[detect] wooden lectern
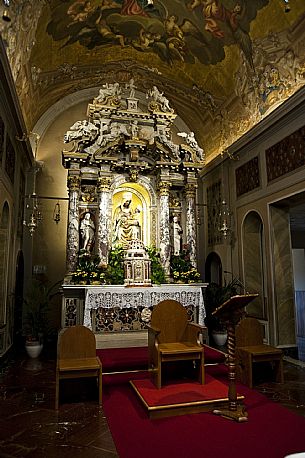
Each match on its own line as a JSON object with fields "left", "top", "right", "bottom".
{"left": 212, "top": 294, "right": 259, "bottom": 422}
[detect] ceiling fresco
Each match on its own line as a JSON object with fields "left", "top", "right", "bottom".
{"left": 46, "top": 0, "right": 267, "bottom": 68}
{"left": 1, "top": 0, "right": 305, "bottom": 162}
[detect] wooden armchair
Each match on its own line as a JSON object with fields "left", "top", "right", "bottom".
{"left": 236, "top": 317, "right": 283, "bottom": 388}
{"left": 55, "top": 325, "right": 102, "bottom": 409}
{"left": 148, "top": 299, "right": 205, "bottom": 389}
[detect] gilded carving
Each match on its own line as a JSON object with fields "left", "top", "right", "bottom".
{"left": 158, "top": 181, "right": 171, "bottom": 196}
{"left": 97, "top": 176, "right": 112, "bottom": 192}
{"left": 67, "top": 175, "right": 80, "bottom": 191}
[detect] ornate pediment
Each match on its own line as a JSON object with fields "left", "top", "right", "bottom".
{"left": 62, "top": 82, "right": 205, "bottom": 174}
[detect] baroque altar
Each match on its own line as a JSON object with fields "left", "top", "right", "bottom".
{"left": 62, "top": 80, "right": 204, "bottom": 274}
{"left": 61, "top": 80, "right": 206, "bottom": 333}
{"left": 61, "top": 283, "right": 207, "bottom": 333}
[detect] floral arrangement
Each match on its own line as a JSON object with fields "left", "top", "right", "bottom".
{"left": 170, "top": 246, "right": 202, "bottom": 284}
{"left": 70, "top": 255, "right": 107, "bottom": 285}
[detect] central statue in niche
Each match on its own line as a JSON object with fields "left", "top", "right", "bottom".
{"left": 112, "top": 192, "right": 142, "bottom": 248}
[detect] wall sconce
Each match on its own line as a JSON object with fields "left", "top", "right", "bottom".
{"left": 53, "top": 202, "right": 61, "bottom": 224}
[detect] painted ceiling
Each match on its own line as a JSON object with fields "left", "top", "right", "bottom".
{"left": 1, "top": 0, "right": 305, "bottom": 162}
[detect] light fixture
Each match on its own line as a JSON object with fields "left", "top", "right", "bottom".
{"left": 17, "top": 132, "right": 42, "bottom": 236}
{"left": 53, "top": 202, "right": 61, "bottom": 224}
{"left": 218, "top": 199, "right": 231, "bottom": 239}
{"left": 146, "top": 0, "right": 154, "bottom": 7}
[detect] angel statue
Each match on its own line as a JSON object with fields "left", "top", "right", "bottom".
{"left": 177, "top": 131, "right": 205, "bottom": 161}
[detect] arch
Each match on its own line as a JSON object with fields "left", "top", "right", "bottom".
{"left": 112, "top": 182, "right": 151, "bottom": 247}
{"left": 242, "top": 210, "right": 266, "bottom": 319}
{"left": 0, "top": 201, "right": 10, "bottom": 324}
{"left": 205, "top": 251, "right": 222, "bottom": 285}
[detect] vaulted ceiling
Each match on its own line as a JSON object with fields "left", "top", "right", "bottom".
{"left": 1, "top": 0, "right": 305, "bottom": 162}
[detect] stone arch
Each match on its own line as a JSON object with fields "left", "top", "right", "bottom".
{"left": 242, "top": 210, "right": 266, "bottom": 319}
{"left": 205, "top": 251, "right": 222, "bottom": 285}
{"left": 0, "top": 201, "right": 10, "bottom": 324}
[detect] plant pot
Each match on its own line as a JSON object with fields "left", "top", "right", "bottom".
{"left": 25, "top": 341, "right": 43, "bottom": 359}
{"left": 212, "top": 330, "right": 228, "bottom": 347}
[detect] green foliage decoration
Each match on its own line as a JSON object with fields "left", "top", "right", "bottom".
{"left": 146, "top": 245, "right": 166, "bottom": 285}
{"left": 204, "top": 278, "right": 244, "bottom": 332}
{"left": 105, "top": 245, "right": 125, "bottom": 285}
{"left": 23, "top": 279, "right": 61, "bottom": 341}
{"left": 170, "top": 247, "right": 201, "bottom": 283}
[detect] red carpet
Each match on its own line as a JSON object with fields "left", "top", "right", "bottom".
{"left": 103, "top": 368, "right": 305, "bottom": 458}
{"left": 97, "top": 345, "right": 226, "bottom": 373}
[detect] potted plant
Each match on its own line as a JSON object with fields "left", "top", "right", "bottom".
{"left": 204, "top": 278, "right": 244, "bottom": 347}
{"left": 23, "top": 279, "right": 60, "bottom": 358}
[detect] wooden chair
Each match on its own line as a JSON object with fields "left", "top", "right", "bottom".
{"left": 55, "top": 325, "right": 102, "bottom": 410}
{"left": 148, "top": 299, "right": 205, "bottom": 389}
{"left": 236, "top": 317, "right": 284, "bottom": 388}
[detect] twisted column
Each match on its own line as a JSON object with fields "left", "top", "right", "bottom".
{"left": 97, "top": 176, "right": 112, "bottom": 266}
{"left": 158, "top": 181, "right": 171, "bottom": 278}
{"left": 185, "top": 183, "right": 197, "bottom": 268}
{"left": 66, "top": 174, "right": 81, "bottom": 272}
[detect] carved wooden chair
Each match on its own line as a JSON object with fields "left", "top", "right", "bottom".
{"left": 55, "top": 325, "right": 102, "bottom": 409}
{"left": 148, "top": 299, "right": 205, "bottom": 389}
{"left": 236, "top": 317, "right": 284, "bottom": 388}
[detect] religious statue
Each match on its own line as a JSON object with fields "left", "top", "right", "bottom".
{"left": 64, "top": 120, "right": 98, "bottom": 144}
{"left": 126, "top": 78, "right": 136, "bottom": 98}
{"left": 171, "top": 216, "right": 183, "bottom": 256}
{"left": 177, "top": 131, "right": 205, "bottom": 161}
{"left": 80, "top": 212, "right": 95, "bottom": 252}
{"left": 113, "top": 192, "right": 141, "bottom": 247}
{"left": 94, "top": 82, "right": 121, "bottom": 104}
{"left": 146, "top": 86, "right": 174, "bottom": 112}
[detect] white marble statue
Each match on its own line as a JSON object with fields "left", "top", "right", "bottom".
{"left": 177, "top": 131, "right": 204, "bottom": 161}
{"left": 80, "top": 212, "right": 95, "bottom": 252}
{"left": 95, "top": 82, "right": 121, "bottom": 104}
{"left": 171, "top": 216, "right": 183, "bottom": 256}
{"left": 126, "top": 78, "right": 136, "bottom": 98}
{"left": 64, "top": 120, "right": 98, "bottom": 143}
{"left": 146, "top": 86, "right": 174, "bottom": 112}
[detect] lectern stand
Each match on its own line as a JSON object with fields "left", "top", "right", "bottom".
{"left": 212, "top": 294, "right": 259, "bottom": 422}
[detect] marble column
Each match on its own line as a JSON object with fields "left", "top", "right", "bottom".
{"left": 97, "top": 176, "right": 112, "bottom": 266}
{"left": 66, "top": 174, "right": 81, "bottom": 272}
{"left": 158, "top": 181, "right": 171, "bottom": 278}
{"left": 185, "top": 183, "right": 197, "bottom": 268}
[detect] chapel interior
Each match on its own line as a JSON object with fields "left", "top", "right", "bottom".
{"left": 1, "top": 0, "right": 305, "bottom": 456}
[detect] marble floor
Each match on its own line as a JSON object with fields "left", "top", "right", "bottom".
{"left": 0, "top": 351, "right": 305, "bottom": 457}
